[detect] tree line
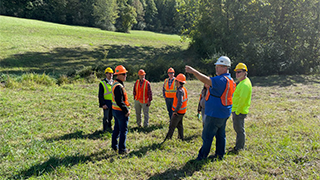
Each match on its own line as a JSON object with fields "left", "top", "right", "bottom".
{"left": 1, "top": 0, "right": 319, "bottom": 76}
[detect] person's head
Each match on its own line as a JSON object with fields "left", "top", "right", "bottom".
{"left": 214, "top": 56, "right": 231, "bottom": 75}
{"left": 104, "top": 67, "right": 114, "bottom": 80}
{"left": 114, "top": 65, "right": 128, "bottom": 81}
{"left": 138, "top": 69, "right": 146, "bottom": 80}
{"left": 234, "top": 63, "right": 248, "bottom": 81}
{"left": 175, "top": 73, "right": 186, "bottom": 87}
{"left": 167, "top": 67, "right": 175, "bottom": 79}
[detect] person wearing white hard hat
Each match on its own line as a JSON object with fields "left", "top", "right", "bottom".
{"left": 185, "top": 56, "right": 236, "bottom": 161}
{"left": 229, "top": 63, "right": 252, "bottom": 154}
{"left": 98, "top": 67, "right": 114, "bottom": 132}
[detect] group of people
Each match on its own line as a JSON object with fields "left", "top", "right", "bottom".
{"left": 98, "top": 56, "right": 252, "bottom": 160}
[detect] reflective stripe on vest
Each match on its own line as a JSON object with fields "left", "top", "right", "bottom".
{"left": 172, "top": 86, "right": 188, "bottom": 114}
{"left": 210, "top": 76, "right": 236, "bottom": 106}
{"left": 134, "top": 79, "right": 149, "bottom": 104}
{"left": 112, "top": 81, "right": 130, "bottom": 111}
{"left": 164, "top": 78, "right": 176, "bottom": 98}
{"left": 101, "top": 80, "right": 112, "bottom": 100}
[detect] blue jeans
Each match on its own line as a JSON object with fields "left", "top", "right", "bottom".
{"left": 165, "top": 98, "right": 174, "bottom": 119}
{"left": 197, "top": 115, "right": 229, "bottom": 160}
{"left": 112, "top": 110, "right": 129, "bottom": 152}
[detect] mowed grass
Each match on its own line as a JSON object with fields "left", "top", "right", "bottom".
{"left": 0, "top": 15, "right": 189, "bottom": 76}
{"left": 1, "top": 75, "right": 320, "bottom": 179}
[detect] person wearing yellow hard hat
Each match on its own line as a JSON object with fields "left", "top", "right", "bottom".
{"left": 163, "top": 73, "right": 188, "bottom": 142}
{"left": 229, "top": 63, "right": 252, "bottom": 154}
{"left": 163, "top": 67, "right": 176, "bottom": 119}
{"left": 98, "top": 67, "right": 114, "bottom": 132}
{"left": 185, "top": 56, "right": 236, "bottom": 161}
{"left": 111, "top": 65, "right": 131, "bottom": 154}
{"left": 133, "top": 69, "right": 153, "bottom": 127}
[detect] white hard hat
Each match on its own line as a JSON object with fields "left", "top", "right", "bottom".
{"left": 214, "top": 56, "right": 231, "bottom": 67}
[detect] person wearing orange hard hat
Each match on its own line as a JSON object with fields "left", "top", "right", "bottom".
{"left": 229, "top": 63, "right": 252, "bottom": 154}
{"left": 133, "top": 69, "right": 153, "bottom": 127}
{"left": 163, "top": 67, "right": 176, "bottom": 119}
{"left": 111, "top": 65, "right": 131, "bottom": 154}
{"left": 98, "top": 67, "right": 114, "bottom": 132}
{"left": 163, "top": 73, "right": 188, "bottom": 142}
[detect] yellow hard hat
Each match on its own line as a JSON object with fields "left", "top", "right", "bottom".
{"left": 234, "top": 63, "right": 248, "bottom": 71}
{"left": 105, "top": 67, "right": 114, "bottom": 74}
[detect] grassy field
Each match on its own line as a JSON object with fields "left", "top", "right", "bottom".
{"left": 1, "top": 15, "right": 320, "bottom": 179}
{"left": 1, "top": 75, "right": 320, "bottom": 179}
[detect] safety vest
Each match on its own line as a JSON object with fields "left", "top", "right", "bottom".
{"left": 134, "top": 79, "right": 149, "bottom": 104}
{"left": 100, "top": 79, "right": 113, "bottom": 100}
{"left": 172, "top": 86, "right": 188, "bottom": 114}
{"left": 112, "top": 80, "right": 130, "bottom": 111}
{"left": 164, "top": 78, "right": 176, "bottom": 98}
{"left": 199, "top": 89, "right": 210, "bottom": 101}
{"left": 211, "top": 76, "right": 236, "bottom": 106}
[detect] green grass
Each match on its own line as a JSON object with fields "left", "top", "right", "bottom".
{"left": 1, "top": 75, "right": 320, "bottom": 179}
{"left": 1, "top": 15, "right": 320, "bottom": 179}
{"left": 0, "top": 15, "right": 189, "bottom": 78}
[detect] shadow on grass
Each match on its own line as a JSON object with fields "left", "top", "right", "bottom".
{"left": 129, "top": 124, "right": 165, "bottom": 133}
{"left": 250, "top": 74, "right": 320, "bottom": 87}
{"left": 10, "top": 149, "right": 117, "bottom": 179}
{"left": 148, "top": 159, "right": 211, "bottom": 180}
{"left": 0, "top": 44, "right": 188, "bottom": 80}
{"left": 45, "top": 129, "right": 111, "bottom": 142}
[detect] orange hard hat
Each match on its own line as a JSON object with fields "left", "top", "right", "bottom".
{"left": 168, "top": 67, "right": 175, "bottom": 73}
{"left": 114, "top": 65, "right": 128, "bottom": 75}
{"left": 138, "top": 69, "right": 146, "bottom": 75}
{"left": 176, "top": 73, "right": 186, "bottom": 84}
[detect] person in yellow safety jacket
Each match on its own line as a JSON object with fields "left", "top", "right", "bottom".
{"left": 111, "top": 65, "right": 131, "bottom": 154}
{"left": 163, "top": 67, "right": 176, "bottom": 119}
{"left": 98, "top": 67, "right": 114, "bottom": 132}
{"left": 197, "top": 83, "right": 210, "bottom": 127}
{"left": 163, "top": 73, "right": 188, "bottom": 141}
{"left": 133, "top": 69, "right": 153, "bottom": 127}
{"left": 229, "top": 63, "right": 252, "bottom": 154}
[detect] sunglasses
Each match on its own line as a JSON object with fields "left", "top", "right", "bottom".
{"left": 168, "top": 72, "right": 174, "bottom": 74}
{"left": 236, "top": 71, "right": 244, "bottom": 74}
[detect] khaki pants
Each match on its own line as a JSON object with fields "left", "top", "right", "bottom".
{"left": 134, "top": 100, "right": 149, "bottom": 127}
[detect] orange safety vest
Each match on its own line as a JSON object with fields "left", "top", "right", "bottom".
{"left": 112, "top": 80, "right": 130, "bottom": 111}
{"left": 199, "top": 89, "right": 210, "bottom": 101}
{"left": 164, "top": 78, "right": 176, "bottom": 98}
{"left": 172, "top": 86, "right": 188, "bottom": 114}
{"left": 211, "top": 76, "right": 236, "bottom": 106}
{"left": 134, "top": 79, "right": 149, "bottom": 104}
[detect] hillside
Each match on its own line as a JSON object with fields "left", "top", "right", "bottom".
{"left": 0, "top": 15, "right": 189, "bottom": 79}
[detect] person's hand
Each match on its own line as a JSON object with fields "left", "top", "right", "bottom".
{"left": 125, "top": 112, "right": 130, "bottom": 117}
{"left": 173, "top": 112, "right": 178, "bottom": 116}
{"left": 185, "top": 65, "right": 195, "bottom": 74}
{"left": 102, "top": 105, "right": 108, "bottom": 109}
{"left": 147, "top": 101, "right": 151, "bottom": 107}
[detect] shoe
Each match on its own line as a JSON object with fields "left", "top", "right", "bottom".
{"left": 111, "top": 147, "right": 117, "bottom": 152}
{"left": 208, "top": 154, "right": 223, "bottom": 161}
{"left": 118, "top": 149, "right": 129, "bottom": 154}
{"left": 227, "top": 147, "right": 239, "bottom": 155}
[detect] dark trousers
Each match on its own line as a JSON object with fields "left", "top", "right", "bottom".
{"left": 103, "top": 100, "right": 113, "bottom": 131}
{"left": 165, "top": 113, "right": 184, "bottom": 140}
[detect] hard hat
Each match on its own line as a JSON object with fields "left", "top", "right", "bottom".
{"left": 138, "top": 69, "right": 146, "bottom": 75}
{"left": 168, "top": 67, "right": 175, "bottom": 73}
{"left": 104, "top": 67, "right": 114, "bottom": 74}
{"left": 176, "top": 73, "right": 186, "bottom": 84}
{"left": 114, "top": 65, "right": 128, "bottom": 75}
{"left": 234, "top": 63, "right": 248, "bottom": 71}
{"left": 214, "top": 56, "right": 231, "bottom": 67}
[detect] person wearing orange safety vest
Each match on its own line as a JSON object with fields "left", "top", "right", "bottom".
{"left": 163, "top": 73, "right": 188, "bottom": 141}
{"left": 162, "top": 67, "right": 176, "bottom": 119}
{"left": 185, "top": 56, "right": 236, "bottom": 161}
{"left": 133, "top": 69, "right": 152, "bottom": 127}
{"left": 197, "top": 84, "right": 210, "bottom": 127}
{"left": 229, "top": 63, "right": 252, "bottom": 154}
{"left": 98, "top": 67, "right": 114, "bottom": 132}
{"left": 111, "top": 65, "right": 131, "bottom": 154}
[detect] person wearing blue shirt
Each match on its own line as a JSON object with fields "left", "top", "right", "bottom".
{"left": 185, "top": 56, "right": 236, "bottom": 161}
